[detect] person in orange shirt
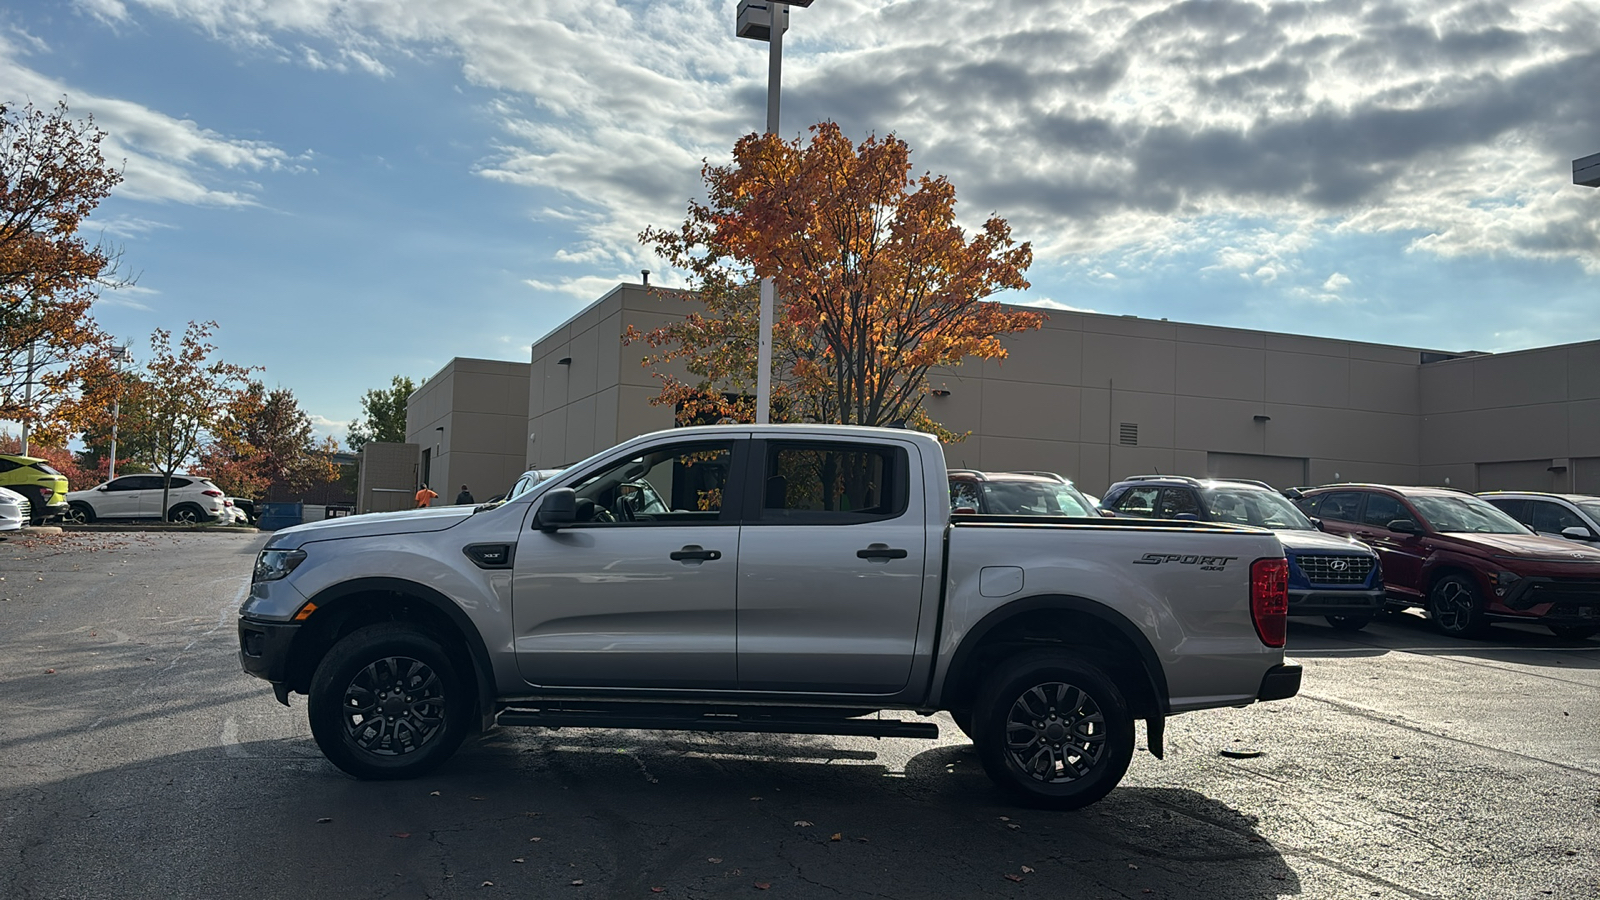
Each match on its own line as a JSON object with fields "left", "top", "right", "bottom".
{"left": 415, "top": 483, "right": 439, "bottom": 508}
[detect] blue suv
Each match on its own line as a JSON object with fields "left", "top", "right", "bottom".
{"left": 1101, "top": 476, "right": 1385, "bottom": 631}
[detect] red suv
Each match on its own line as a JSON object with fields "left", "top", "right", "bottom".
{"left": 1295, "top": 484, "right": 1600, "bottom": 640}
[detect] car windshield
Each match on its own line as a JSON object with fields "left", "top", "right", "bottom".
{"left": 980, "top": 480, "right": 1095, "bottom": 516}
{"left": 1577, "top": 500, "right": 1600, "bottom": 522}
{"left": 1201, "top": 486, "right": 1315, "bottom": 530}
{"left": 1409, "top": 495, "right": 1529, "bottom": 534}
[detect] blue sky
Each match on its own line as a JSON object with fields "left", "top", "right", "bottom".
{"left": 3, "top": 0, "right": 1597, "bottom": 443}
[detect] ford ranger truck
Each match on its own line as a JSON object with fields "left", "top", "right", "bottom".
{"left": 240, "top": 425, "right": 1300, "bottom": 810}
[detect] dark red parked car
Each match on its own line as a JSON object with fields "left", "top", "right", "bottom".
{"left": 1295, "top": 484, "right": 1600, "bottom": 640}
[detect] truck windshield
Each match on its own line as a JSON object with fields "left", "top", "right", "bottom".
{"left": 1202, "top": 487, "right": 1315, "bottom": 530}
{"left": 1409, "top": 495, "right": 1529, "bottom": 534}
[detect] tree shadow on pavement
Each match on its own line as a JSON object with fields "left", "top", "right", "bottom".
{"left": 2, "top": 733, "right": 1302, "bottom": 900}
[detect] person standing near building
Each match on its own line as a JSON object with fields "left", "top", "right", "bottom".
{"left": 455, "top": 484, "right": 475, "bottom": 505}
{"left": 415, "top": 483, "right": 438, "bottom": 508}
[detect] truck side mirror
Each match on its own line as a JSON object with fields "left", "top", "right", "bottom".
{"left": 1561, "top": 525, "right": 1596, "bottom": 542}
{"left": 537, "top": 488, "right": 577, "bottom": 533}
{"left": 1387, "top": 519, "right": 1419, "bottom": 534}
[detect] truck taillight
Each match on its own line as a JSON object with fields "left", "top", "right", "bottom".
{"left": 1250, "top": 557, "right": 1289, "bottom": 648}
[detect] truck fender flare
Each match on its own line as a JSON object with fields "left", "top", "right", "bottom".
{"left": 943, "top": 593, "right": 1171, "bottom": 718}
{"left": 306, "top": 576, "right": 497, "bottom": 728}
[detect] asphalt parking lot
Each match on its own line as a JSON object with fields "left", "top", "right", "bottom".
{"left": 1, "top": 531, "right": 1595, "bottom": 899}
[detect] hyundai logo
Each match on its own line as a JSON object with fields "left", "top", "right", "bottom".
{"left": 1329, "top": 559, "right": 1349, "bottom": 572}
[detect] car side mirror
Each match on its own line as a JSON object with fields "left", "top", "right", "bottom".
{"left": 1561, "top": 525, "right": 1596, "bottom": 542}
{"left": 97, "top": 485, "right": 109, "bottom": 492}
{"left": 1309, "top": 516, "right": 1326, "bottom": 532}
{"left": 1099, "top": 508, "right": 1117, "bottom": 518}
{"left": 1387, "top": 519, "right": 1419, "bottom": 534}
{"left": 536, "top": 488, "right": 576, "bottom": 533}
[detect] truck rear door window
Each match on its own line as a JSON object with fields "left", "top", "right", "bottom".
{"left": 757, "top": 442, "right": 907, "bottom": 524}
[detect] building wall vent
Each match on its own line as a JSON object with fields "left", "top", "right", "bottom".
{"left": 1119, "top": 423, "right": 1139, "bottom": 446}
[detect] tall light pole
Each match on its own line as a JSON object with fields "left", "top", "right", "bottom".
{"left": 736, "top": 0, "right": 815, "bottom": 424}
{"left": 107, "top": 345, "right": 132, "bottom": 481}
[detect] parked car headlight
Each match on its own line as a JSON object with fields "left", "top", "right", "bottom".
{"left": 1491, "top": 570, "right": 1520, "bottom": 597}
{"left": 253, "top": 549, "right": 307, "bottom": 583}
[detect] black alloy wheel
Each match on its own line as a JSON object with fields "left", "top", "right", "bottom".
{"left": 308, "top": 623, "right": 473, "bottom": 779}
{"left": 1429, "top": 573, "right": 1489, "bottom": 638}
{"left": 64, "top": 503, "right": 93, "bottom": 525}
{"left": 972, "top": 651, "right": 1134, "bottom": 810}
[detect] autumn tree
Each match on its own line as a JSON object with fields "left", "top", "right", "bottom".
{"left": 0, "top": 100, "right": 125, "bottom": 445}
{"left": 139, "top": 321, "right": 258, "bottom": 518}
{"left": 200, "top": 381, "right": 339, "bottom": 499}
{"left": 634, "top": 122, "right": 1043, "bottom": 436}
{"left": 347, "top": 375, "right": 416, "bottom": 452}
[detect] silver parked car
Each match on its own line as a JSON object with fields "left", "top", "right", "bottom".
{"left": 1478, "top": 492, "right": 1600, "bottom": 543}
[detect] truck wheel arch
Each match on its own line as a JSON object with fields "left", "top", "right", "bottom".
{"left": 940, "top": 594, "right": 1170, "bottom": 724}
{"left": 289, "top": 577, "right": 497, "bottom": 729}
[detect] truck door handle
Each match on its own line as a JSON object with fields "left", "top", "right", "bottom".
{"left": 857, "top": 544, "right": 908, "bottom": 561}
{"left": 670, "top": 545, "right": 721, "bottom": 562}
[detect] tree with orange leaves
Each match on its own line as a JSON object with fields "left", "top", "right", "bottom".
{"left": 634, "top": 122, "right": 1043, "bottom": 436}
{"left": 0, "top": 100, "right": 125, "bottom": 445}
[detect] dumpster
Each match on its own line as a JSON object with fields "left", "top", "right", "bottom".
{"left": 257, "top": 502, "right": 304, "bottom": 531}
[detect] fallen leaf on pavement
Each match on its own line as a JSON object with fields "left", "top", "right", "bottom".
{"left": 750, "top": 796, "right": 763, "bottom": 801}
{"left": 45, "top": 669, "right": 55, "bottom": 674}
{"left": 1004, "top": 874, "right": 1023, "bottom": 883}
{"left": 708, "top": 858, "right": 723, "bottom": 864}
{"left": 471, "top": 796, "right": 486, "bottom": 801}
{"left": 1021, "top": 866, "right": 1034, "bottom": 874}
{"left": 793, "top": 821, "right": 812, "bottom": 827}
{"left": 570, "top": 880, "right": 584, "bottom": 886}
{"left": 430, "top": 791, "right": 441, "bottom": 796}
{"left": 755, "top": 882, "right": 771, "bottom": 890}
{"left": 316, "top": 817, "right": 332, "bottom": 824}
{"left": 513, "top": 858, "right": 524, "bottom": 864}
{"left": 829, "top": 834, "right": 842, "bottom": 842}
{"left": 481, "top": 882, "right": 493, "bottom": 887}
{"left": 651, "top": 888, "right": 664, "bottom": 894}
{"left": 530, "top": 837, "right": 543, "bottom": 842}
{"left": 1005, "top": 823, "right": 1020, "bottom": 830}
{"left": 392, "top": 832, "right": 411, "bottom": 839}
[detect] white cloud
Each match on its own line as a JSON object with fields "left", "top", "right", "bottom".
{"left": 80, "top": 0, "right": 1600, "bottom": 278}
{"left": 0, "top": 32, "right": 296, "bottom": 207}
{"left": 1322, "top": 272, "right": 1351, "bottom": 292}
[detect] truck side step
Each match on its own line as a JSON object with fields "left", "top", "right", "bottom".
{"left": 496, "top": 708, "right": 940, "bottom": 739}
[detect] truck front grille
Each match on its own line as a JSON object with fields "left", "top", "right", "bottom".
{"left": 1296, "top": 554, "right": 1375, "bottom": 586}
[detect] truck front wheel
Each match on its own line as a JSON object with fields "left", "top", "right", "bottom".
{"left": 971, "top": 651, "right": 1134, "bottom": 810}
{"left": 308, "top": 624, "right": 473, "bottom": 780}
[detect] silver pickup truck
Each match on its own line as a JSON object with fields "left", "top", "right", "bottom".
{"left": 239, "top": 425, "right": 1300, "bottom": 809}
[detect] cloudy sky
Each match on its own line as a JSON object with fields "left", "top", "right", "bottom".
{"left": 4, "top": 0, "right": 1597, "bottom": 441}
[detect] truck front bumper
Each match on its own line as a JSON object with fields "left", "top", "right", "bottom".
{"left": 1288, "top": 587, "right": 1384, "bottom": 617}
{"left": 238, "top": 617, "right": 299, "bottom": 687}
{"left": 1257, "top": 662, "right": 1302, "bottom": 702}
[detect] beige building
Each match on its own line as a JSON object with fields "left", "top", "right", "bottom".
{"left": 405, "top": 357, "right": 531, "bottom": 503}
{"left": 413, "top": 282, "right": 1600, "bottom": 498}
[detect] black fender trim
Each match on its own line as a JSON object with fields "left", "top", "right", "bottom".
{"left": 304, "top": 577, "right": 498, "bottom": 729}
{"left": 942, "top": 593, "right": 1172, "bottom": 717}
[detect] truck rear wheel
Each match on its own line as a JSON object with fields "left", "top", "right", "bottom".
{"left": 971, "top": 651, "right": 1134, "bottom": 810}
{"left": 308, "top": 623, "right": 473, "bottom": 780}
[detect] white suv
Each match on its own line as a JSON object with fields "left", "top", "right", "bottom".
{"left": 65, "top": 474, "right": 229, "bottom": 524}
{"left": 1479, "top": 492, "right": 1600, "bottom": 544}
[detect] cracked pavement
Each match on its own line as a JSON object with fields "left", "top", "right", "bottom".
{"left": 1, "top": 531, "right": 1596, "bottom": 899}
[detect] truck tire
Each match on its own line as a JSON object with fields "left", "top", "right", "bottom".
{"left": 308, "top": 623, "right": 473, "bottom": 780}
{"left": 971, "top": 650, "right": 1134, "bottom": 810}
{"left": 1428, "top": 574, "right": 1489, "bottom": 638}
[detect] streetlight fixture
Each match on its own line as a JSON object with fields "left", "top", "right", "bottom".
{"left": 736, "top": 0, "right": 816, "bottom": 425}
{"left": 1576, "top": 152, "right": 1600, "bottom": 188}
{"left": 106, "top": 345, "right": 133, "bottom": 481}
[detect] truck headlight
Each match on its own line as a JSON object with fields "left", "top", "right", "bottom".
{"left": 253, "top": 549, "right": 307, "bottom": 583}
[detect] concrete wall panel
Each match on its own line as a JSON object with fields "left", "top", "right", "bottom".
{"left": 1570, "top": 344, "right": 1600, "bottom": 401}
{"left": 1108, "top": 391, "right": 1175, "bottom": 449}
{"left": 980, "top": 380, "right": 1080, "bottom": 442}
{"left": 1472, "top": 351, "right": 1568, "bottom": 409}
{"left": 1265, "top": 350, "right": 1349, "bottom": 408}
{"left": 1175, "top": 342, "right": 1263, "bottom": 401}
{"left": 1082, "top": 334, "right": 1176, "bottom": 395}
{"left": 987, "top": 328, "right": 1083, "bottom": 384}
{"left": 1348, "top": 360, "right": 1418, "bottom": 415}
{"left": 1420, "top": 361, "right": 1476, "bottom": 414}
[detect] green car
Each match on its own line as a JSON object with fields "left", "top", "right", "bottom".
{"left": 0, "top": 454, "right": 70, "bottom": 525}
